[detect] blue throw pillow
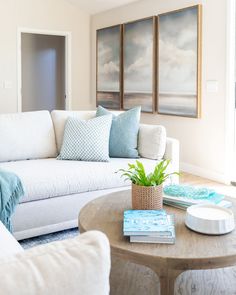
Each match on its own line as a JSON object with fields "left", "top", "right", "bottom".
{"left": 57, "top": 115, "right": 112, "bottom": 162}
{"left": 96, "top": 106, "right": 141, "bottom": 158}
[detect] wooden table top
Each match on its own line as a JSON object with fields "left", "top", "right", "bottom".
{"left": 79, "top": 190, "right": 236, "bottom": 271}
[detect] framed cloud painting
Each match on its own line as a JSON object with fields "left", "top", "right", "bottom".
{"left": 158, "top": 5, "right": 202, "bottom": 117}
{"left": 123, "top": 17, "right": 155, "bottom": 113}
{"left": 96, "top": 25, "right": 122, "bottom": 109}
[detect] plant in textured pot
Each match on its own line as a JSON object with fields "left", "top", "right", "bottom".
{"left": 117, "top": 159, "right": 179, "bottom": 210}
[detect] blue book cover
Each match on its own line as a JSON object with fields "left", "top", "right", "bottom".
{"left": 163, "top": 185, "right": 224, "bottom": 205}
{"left": 130, "top": 215, "right": 175, "bottom": 244}
{"left": 123, "top": 210, "right": 172, "bottom": 236}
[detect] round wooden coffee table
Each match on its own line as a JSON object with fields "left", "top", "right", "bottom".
{"left": 79, "top": 190, "right": 236, "bottom": 295}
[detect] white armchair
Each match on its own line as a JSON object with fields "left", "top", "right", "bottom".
{"left": 0, "top": 225, "right": 110, "bottom": 295}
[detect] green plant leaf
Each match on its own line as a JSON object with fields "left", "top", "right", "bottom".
{"left": 116, "top": 159, "right": 178, "bottom": 186}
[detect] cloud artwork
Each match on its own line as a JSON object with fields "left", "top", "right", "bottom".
{"left": 123, "top": 17, "right": 154, "bottom": 113}
{"left": 97, "top": 25, "right": 121, "bottom": 109}
{"left": 158, "top": 6, "right": 201, "bottom": 117}
{"left": 96, "top": 6, "right": 201, "bottom": 114}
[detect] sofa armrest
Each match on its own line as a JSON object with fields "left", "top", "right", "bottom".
{"left": 0, "top": 231, "right": 110, "bottom": 295}
{"left": 164, "top": 137, "right": 180, "bottom": 183}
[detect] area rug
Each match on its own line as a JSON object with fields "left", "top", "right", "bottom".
{"left": 19, "top": 228, "right": 79, "bottom": 249}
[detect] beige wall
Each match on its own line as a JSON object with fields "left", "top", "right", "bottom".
{"left": 91, "top": 0, "right": 233, "bottom": 183}
{"left": 0, "top": 0, "right": 91, "bottom": 113}
{"left": 0, "top": 0, "right": 233, "bottom": 182}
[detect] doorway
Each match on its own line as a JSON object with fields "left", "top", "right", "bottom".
{"left": 17, "top": 29, "right": 71, "bottom": 112}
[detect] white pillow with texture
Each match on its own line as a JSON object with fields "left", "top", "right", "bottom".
{"left": 0, "top": 231, "right": 110, "bottom": 295}
{"left": 58, "top": 115, "right": 112, "bottom": 162}
{"left": 138, "top": 124, "right": 166, "bottom": 160}
{"left": 0, "top": 111, "right": 57, "bottom": 162}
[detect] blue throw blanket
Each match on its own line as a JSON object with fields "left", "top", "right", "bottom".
{"left": 0, "top": 169, "right": 24, "bottom": 232}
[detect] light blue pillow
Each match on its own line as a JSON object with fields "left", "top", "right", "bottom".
{"left": 58, "top": 115, "right": 112, "bottom": 162}
{"left": 96, "top": 106, "right": 141, "bottom": 158}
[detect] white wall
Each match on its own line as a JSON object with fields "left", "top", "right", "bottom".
{"left": 91, "top": 0, "right": 234, "bottom": 183}
{"left": 0, "top": 0, "right": 91, "bottom": 113}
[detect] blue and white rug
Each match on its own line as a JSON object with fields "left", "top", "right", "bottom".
{"left": 19, "top": 228, "right": 79, "bottom": 249}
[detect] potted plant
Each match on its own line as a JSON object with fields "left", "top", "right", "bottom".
{"left": 117, "top": 159, "right": 179, "bottom": 210}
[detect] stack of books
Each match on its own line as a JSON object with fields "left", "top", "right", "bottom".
{"left": 123, "top": 210, "right": 175, "bottom": 244}
{"left": 163, "top": 185, "right": 232, "bottom": 210}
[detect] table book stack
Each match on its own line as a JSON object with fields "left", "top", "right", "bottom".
{"left": 123, "top": 210, "right": 175, "bottom": 244}
{"left": 163, "top": 185, "right": 232, "bottom": 210}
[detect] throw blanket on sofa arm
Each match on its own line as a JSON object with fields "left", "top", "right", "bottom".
{"left": 0, "top": 169, "right": 24, "bottom": 232}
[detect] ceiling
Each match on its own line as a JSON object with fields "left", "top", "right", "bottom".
{"left": 67, "top": 0, "right": 140, "bottom": 15}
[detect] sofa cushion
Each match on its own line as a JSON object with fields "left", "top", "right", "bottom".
{"left": 0, "top": 231, "right": 110, "bottom": 295}
{"left": 0, "top": 158, "right": 159, "bottom": 203}
{"left": 96, "top": 106, "right": 141, "bottom": 158}
{"left": 58, "top": 115, "right": 112, "bottom": 162}
{"left": 138, "top": 124, "right": 166, "bottom": 160}
{"left": 51, "top": 110, "right": 96, "bottom": 152}
{"left": 0, "top": 111, "right": 57, "bottom": 162}
{"left": 51, "top": 110, "right": 125, "bottom": 153}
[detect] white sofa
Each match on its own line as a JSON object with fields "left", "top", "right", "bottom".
{"left": 0, "top": 222, "right": 110, "bottom": 295}
{"left": 0, "top": 110, "right": 179, "bottom": 240}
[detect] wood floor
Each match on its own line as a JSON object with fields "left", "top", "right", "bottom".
{"left": 110, "top": 173, "right": 236, "bottom": 295}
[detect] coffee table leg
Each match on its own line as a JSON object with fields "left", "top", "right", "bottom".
{"left": 156, "top": 269, "right": 182, "bottom": 295}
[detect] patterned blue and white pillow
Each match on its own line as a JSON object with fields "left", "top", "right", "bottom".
{"left": 57, "top": 115, "right": 112, "bottom": 162}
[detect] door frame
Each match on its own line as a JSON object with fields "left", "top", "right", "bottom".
{"left": 17, "top": 28, "right": 72, "bottom": 112}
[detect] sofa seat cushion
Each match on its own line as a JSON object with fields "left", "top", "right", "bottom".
{"left": 0, "top": 158, "right": 159, "bottom": 203}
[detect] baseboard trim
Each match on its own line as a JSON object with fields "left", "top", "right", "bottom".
{"left": 180, "top": 162, "right": 229, "bottom": 184}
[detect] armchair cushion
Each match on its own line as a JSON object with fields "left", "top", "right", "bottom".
{"left": 0, "top": 231, "right": 110, "bottom": 295}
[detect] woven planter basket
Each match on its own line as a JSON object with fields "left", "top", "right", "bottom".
{"left": 132, "top": 183, "right": 163, "bottom": 210}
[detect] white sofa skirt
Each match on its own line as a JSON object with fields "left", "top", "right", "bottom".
{"left": 13, "top": 187, "right": 129, "bottom": 240}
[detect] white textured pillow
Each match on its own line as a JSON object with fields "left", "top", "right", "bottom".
{"left": 138, "top": 124, "right": 166, "bottom": 160}
{"left": 58, "top": 115, "right": 112, "bottom": 162}
{"left": 0, "top": 231, "right": 110, "bottom": 295}
{"left": 51, "top": 110, "right": 96, "bottom": 152}
{"left": 0, "top": 111, "right": 57, "bottom": 162}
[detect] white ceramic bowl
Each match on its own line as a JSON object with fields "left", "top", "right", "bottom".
{"left": 185, "top": 204, "right": 235, "bottom": 235}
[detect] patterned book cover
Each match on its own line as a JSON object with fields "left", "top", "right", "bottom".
{"left": 163, "top": 185, "right": 225, "bottom": 206}
{"left": 123, "top": 209, "right": 172, "bottom": 236}
{"left": 130, "top": 215, "right": 175, "bottom": 244}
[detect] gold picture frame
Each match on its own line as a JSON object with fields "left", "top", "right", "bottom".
{"left": 96, "top": 24, "right": 122, "bottom": 110}
{"left": 122, "top": 16, "right": 156, "bottom": 113}
{"left": 157, "top": 5, "right": 202, "bottom": 118}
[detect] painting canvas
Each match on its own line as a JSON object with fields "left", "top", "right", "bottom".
{"left": 96, "top": 25, "right": 121, "bottom": 109}
{"left": 123, "top": 17, "right": 155, "bottom": 113}
{"left": 158, "top": 5, "right": 201, "bottom": 117}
